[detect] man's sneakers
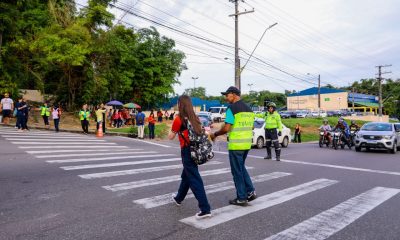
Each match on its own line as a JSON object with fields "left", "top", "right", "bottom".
{"left": 229, "top": 198, "right": 248, "bottom": 206}
{"left": 264, "top": 155, "right": 272, "bottom": 160}
{"left": 276, "top": 156, "right": 280, "bottom": 161}
{"left": 195, "top": 211, "right": 212, "bottom": 219}
{"left": 171, "top": 194, "right": 182, "bottom": 206}
{"left": 247, "top": 191, "right": 257, "bottom": 202}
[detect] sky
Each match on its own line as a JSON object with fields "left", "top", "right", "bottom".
{"left": 77, "top": 0, "right": 400, "bottom": 96}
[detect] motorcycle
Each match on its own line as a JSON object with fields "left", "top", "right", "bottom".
{"left": 319, "top": 130, "right": 330, "bottom": 148}
{"left": 349, "top": 130, "right": 358, "bottom": 147}
{"left": 331, "top": 129, "right": 347, "bottom": 150}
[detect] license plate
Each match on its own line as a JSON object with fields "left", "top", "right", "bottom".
{"left": 367, "top": 140, "right": 377, "bottom": 144}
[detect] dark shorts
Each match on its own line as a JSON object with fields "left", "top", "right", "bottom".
{"left": 2, "top": 109, "right": 11, "bottom": 117}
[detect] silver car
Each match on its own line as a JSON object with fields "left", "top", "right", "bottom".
{"left": 355, "top": 122, "right": 400, "bottom": 153}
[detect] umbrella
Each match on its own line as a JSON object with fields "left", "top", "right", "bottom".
{"left": 123, "top": 102, "right": 141, "bottom": 109}
{"left": 106, "top": 100, "right": 123, "bottom": 106}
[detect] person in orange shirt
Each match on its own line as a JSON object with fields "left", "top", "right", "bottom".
{"left": 148, "top": 110, "right": 156, "bottom": 139}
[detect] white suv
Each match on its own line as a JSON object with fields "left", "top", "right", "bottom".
{"left": 208, "top": 107, "right": 227, "bottom": 122}
{"left": 252, "top": 118, "right": 291, "bottom": 149}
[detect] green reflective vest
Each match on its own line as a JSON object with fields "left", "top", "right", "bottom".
{"left": 228, "top": 112, "right": 255, "bottom": 150}
{"left": 264, "top": 111, "right": 282, "bottom": 131}
{"left": 40, "top": 106, "right": 50, "bottom": 117}
{"left": 79, "top": 110, "right": 90, "bottom": 120}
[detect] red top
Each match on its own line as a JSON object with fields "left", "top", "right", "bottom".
{"left": 148, "top": 115, "right": 156, "bottom": 124}
{"left": 171, "top": 116, "right": 189, "bottom": 148}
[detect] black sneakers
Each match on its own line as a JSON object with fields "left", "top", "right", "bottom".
{"left": 195, "top": 211, "right": 212, "bottom": 219}
{"left": 264, "top": 155, "right": 272, "bottom": 160}
{"left": 229, "top": 198, "right": 248, "bottom": 206}
{"left": 247, "top": 191, "right": 257, "bottom": 202}
{"left": 172, "top": 195, "right": 181, "bottom": 206}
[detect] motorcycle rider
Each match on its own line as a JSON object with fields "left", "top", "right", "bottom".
{"left": 262, "top": 102, "right": 282, "bottom": 161}
{"left": 319, "top": 119, "right": 332, "bottom": 144}
{"left": 333, "top": 117, "right": 351, "bottom": 148}
{"left": 349, "top": 120, "right": 360, "bottom": 131}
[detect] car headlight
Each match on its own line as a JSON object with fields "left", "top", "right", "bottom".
{"left": 383, "top": 135, "right": 393, "bottom": 140}
{"left": 356, "top": 133, "right": 363, "bottom": 138}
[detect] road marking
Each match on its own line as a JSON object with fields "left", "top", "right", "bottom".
{"left": 118, "top": 136, "right": 171, "bottom": 148}
{"left": 243, "top": 154, "right": 400, "bottom": 177}
{"left": 19, "top": 146, "right": 129, "bottom": 149}
{"left": 34, "top": 151, "right": 155, "bottom": 158}
{"left": 79, "top": 161, "right": 222, "bottom": 179}
{"left": 50, "top": 154, "right": 176, "bottom": 164}
{"left": 12, "top": 142, "right": 117, "bottom": 145}
{"left": 0, "top": 132, "right": 79, "bottom": 136}
{"left": 179, "top": 179, "right": 338, "bottom": 229}
{"left": 26, "top": 149, "right": 140, "bottom": 154}
{"left": 2, "top": 135, "right": 92, "bottom": 139}
{"left": 102, "top": 168, "right": 243, "bottom": 192}
{"left": 7, "top": 138, "right": 105, "bottom": 142}
{"left": 265, "top": 186, "right": 400, "bottom": 240}
{"left": 134, "top": 172, "right": 292, "bottom": 209}
{"left": 60, "top": 158, "right": 182, "bottom": 170}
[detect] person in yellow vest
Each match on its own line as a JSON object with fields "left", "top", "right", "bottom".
{"left": 95, "top": 103, "right": 107, "bottom": 134}
{"left": 79, "top": 104, "right": 90, "bottom": 134}
{"left": 40, "top": 102, "right": 51, "bottom": 128}
{"left": 262, "top": 102, "right": 282, "bottom": 161}
{"left": 211, "top": 86, "right": 256, "bottom": 206}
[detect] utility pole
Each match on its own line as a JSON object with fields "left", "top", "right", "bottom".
{"left": 375, "top": 65, "right": 392, "bottom": 120}
{"left": 192, "top": 77, "right": 198, "bottom": 90}
{"left": 229, "top": 0, "right": 254, "bottom": 91}
{"left": 248, "top": 83, "right": 253, "bottom": 92}
{"left": 317, "top": 74, "right": 321, "bottom": 112}
{"left": 352, "top": 87, "right": 355, "bottom": 113}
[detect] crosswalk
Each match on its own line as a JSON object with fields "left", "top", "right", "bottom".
{"left": 1, "top": 127, "right": 398, "bottom": 239}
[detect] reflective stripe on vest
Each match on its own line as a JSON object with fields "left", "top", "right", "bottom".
{"left": 41, "top": 106, "right": 50, "bottom": 116}
{"left": 228, "top": 112, "right": 255, "bottom": 150}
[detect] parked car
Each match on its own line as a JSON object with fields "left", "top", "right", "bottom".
{"left": 252, "top": 118, "right": 291, "bottom": 149}
{"left": 197, "top": 111, "right": 213, "bottom": 122}
{"left": 279, "top": 111, "right": 291, "bottom": 119}
{"left": 289, "top": 111, "right": 298, "bottom": 118}
{"left": 199, "top": 117, "right": 211, "bottom": 134}
{"left": 296, "top": 110, "right": 309, "bottom": 118}
{"left": 208, "top": 106, "right": 227, "bottom": 122}
{"left": 327, "top": 110, "right": 341, "bottom": 117}
{"left": 309, "top": 110, "right": 327, "bottom": 118}
{"left": 355, "top": 122, "right": 400, "bottom": 153}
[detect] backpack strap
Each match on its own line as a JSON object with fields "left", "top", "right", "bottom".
{"left": 178, "top": 117, "right": 190, "bottom": 146}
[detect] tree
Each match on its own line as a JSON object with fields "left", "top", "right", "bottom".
{"left": 183, "top": 87, "right": 206, "bottom": 98}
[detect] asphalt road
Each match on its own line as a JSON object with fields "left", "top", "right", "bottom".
{"left": 1, "top": 126, "right": 400, "bottom": 240}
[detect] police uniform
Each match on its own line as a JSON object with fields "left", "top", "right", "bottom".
{"left": 79, "top": 109, "right": 90, "bottom": 134}
{"left": 40, "top": 105, "right": 50, "bottom": 126}
{"left": 264, "top": 110, "right": 282, "bottom": 161}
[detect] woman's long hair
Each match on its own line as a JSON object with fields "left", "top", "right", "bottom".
{"left": 178, "top": 95, "right": 202, "bottom": 135}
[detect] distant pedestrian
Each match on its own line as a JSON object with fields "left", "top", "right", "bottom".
{"left": 22, "top": 98, "right": 30, "bottom": 130}
{"left": 148, "top": 111, "right": 156, "bottom": 139}
{"left": 169, "top": 95, "right": 211, "bottom": 219}
{"left": 169, "top": 111, "right": 175, "bottom": 120}
{"left": 79, "top": 104, "right": 90, "bottom": 134}
{"left": 136, "top": 108, "right": 145, "bottom": 139}
{"left": 52, "top": 105, "right": 61, "bottom": 132}
{"left": 157, "top": 110, "right": 163, "bottom": 122}
{"left": 96, "top": 103, "right": 107, "bottom": 133}
{"left": 294, "top": 123, "right": 301, "bottom": 143}
{"left": 1, "top": 92, "right": 14, "bottom": 125}
{"left": 164, "top": 110, "right": 169, "bottom": 121}
{"left": 40, "top": 102, "right": 51, "bottom": 128}
{"left": 15, "top": 97, "right": 27, "bottom": 131}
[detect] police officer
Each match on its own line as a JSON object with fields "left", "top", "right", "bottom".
{"left": 79, "top": 104, "right": 90, "bottom": 134}
{"left": 211, "top": 86, "right": 257, "bottom": 206}
{"left": 263, "top": 102, "right": 282, "bottom": 161}
{"left": 40, "top": 102, "right": 51, "bottom": 128}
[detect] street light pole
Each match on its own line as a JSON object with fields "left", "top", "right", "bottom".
{"left": 248, "top": 83, "right": 253, "bottom": 93}
{"left": 192, "top": 77, "right": 198, "bottom": 90}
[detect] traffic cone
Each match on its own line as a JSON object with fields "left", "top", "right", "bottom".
{"left": 96, "top": 123, "right": 104, "bottom": 138}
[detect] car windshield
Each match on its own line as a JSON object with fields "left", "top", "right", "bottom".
{"left": 254, "top": 120, "right": 264, "bottom": 129}
{"left": 197, "top": 113, "right": 208, "bottom": 118}
{"left": 208, "top": 108, "right": 220, "bottom": 113}
{"left": 361, "top": 123, "right": 392, "bottom": 131}
{"left": 199, "top": 118, "right": 209, "bottom": 127}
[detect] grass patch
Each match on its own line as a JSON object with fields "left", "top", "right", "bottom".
{"left": 108, "top": 123, "right": 169, "bottom": 138}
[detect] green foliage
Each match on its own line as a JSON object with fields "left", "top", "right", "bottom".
{"left": 183, "top": 87, "right": 206, "bottom": 98}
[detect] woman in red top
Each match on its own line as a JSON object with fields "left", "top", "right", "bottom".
{"left": 148, "top": 110, "right": 156, "bottom": 139}
{"left": 168, "top": 95, "right": 211, "bottom": 219}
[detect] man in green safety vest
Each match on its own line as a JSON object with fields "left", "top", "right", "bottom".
{"left": 40, "top": 102, "right": 51, "bottom": 128}
{"left": 262, "top": 102, "right": 282, "bottom": 161}
{"left": 79, "top": 104, "right": 90, "bottom": 134}
{"left": 211, "top": 86, "right": 256, "bottom": 206}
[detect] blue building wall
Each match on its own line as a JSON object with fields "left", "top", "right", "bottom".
{"left": 162, "top": 97, "right": 222, "bottom": 111}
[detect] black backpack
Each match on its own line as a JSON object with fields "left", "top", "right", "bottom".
{"left": 179, "top": 119, "right": 214, "bottom": 165}
{"left": 137, "top": 113, "right": 144, "bottom": 125}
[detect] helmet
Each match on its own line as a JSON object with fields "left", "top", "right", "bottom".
{"left": 323, "top": 119, "right": 328, "bottom": 124}
{"left": 351, "top": 120, "right": 356, "bottom": 124}
{"left": 267, "top": 102, "right": 276, "bottom": 109}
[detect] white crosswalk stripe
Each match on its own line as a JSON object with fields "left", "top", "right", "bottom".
{"left": 2, "top": 135, "right": 94, "bottom": 139}
{"left": 179, "top": 179, "right": 338, "bottom": 229}
{"left": 6, "top": 138, "right": 105, "bottom": 142}
{"left": 265, "top": 186, "right": 400, "bottom": 240}
{"left": 34, "top": 151, "right": 155, "bottom": 158}
{"left": 78, "top": 161, "right": 222, "bottom": 179}
{"left": 134, "top": 172, "right": 292, "bottom": 209}
{"left": 60, "top": 158, "right": 182, "bottom": 170}
{"left": 19, "top": 145, "right": 129, "bottom": 149}
{"left": 26, "top": 149, "right": 138, "bottom": 154}
{"left": 47, "top": 154, "right": 176, "bottom": 163}
{"left": 12, "top": 142, "right": 117, "bottom": 145}
{"left": 102, "top": 168, "right": 244, "bottom": 192}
